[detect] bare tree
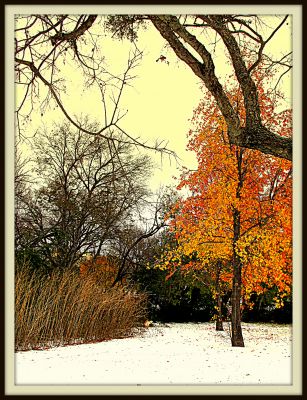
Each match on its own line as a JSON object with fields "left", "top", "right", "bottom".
{"left": 15, "top": 145, "right": 37, "bottom": 265}
{"left": 110, "top": 200, "right": 166, "bottom": 287}
{"left": 15, "top": 120, "right": 154, "bottom": 271}
{"left": 15, "top": 14, "right": 292, "bottom": 160}
{"left": 15, "top": 15, "right": 292, "bottom": 160}
{"left": 14, "top": 14, "right": 175, "bottom": 157}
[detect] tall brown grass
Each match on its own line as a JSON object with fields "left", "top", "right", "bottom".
{"left": 15, "top": 264, "right": 148, "bottom": 351}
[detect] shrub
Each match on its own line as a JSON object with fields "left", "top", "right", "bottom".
{"left": 241, "top": 289, "right": 292, "bottom": 323}
{"left": 15, "top": 264, "right": 148, "bottom": 351}
{"left": 132, "top": 266, "right": 216, "bottom": 322}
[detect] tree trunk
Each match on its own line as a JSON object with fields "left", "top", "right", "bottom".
{"left": 229, "top": 149, "right": 245, "bottom": 347}
{"left": 231, "top": 266, "right": 244, "bottom": 346}
{"left": 215, "top": 261, "right": 224, "bottom": 331}
{"left": 216, "top": 294, "right": 224, "bottom": 331}
{"left": 231, "top": 205, "right": 245, "bottom": 347}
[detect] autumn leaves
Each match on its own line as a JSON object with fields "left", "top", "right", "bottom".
{"left": 153, "top": 73, "right": 292, "bottom": 345}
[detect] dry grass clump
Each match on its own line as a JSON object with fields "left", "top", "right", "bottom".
{"left": 15, "top": 265, "right": 148, "bottom": 351}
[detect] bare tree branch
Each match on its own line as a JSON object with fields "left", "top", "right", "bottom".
{"left": 148, "top": 15, "right": 292, "bottom": 161}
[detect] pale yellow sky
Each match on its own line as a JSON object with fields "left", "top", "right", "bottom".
{"left": 16, "top": 22, "right": 204, "bottom": 193}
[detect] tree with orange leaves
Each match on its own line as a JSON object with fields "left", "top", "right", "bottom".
{"left": 156, "top": 69, "right": 292, "bottom": 346}
{"left": 79, "top": 255, "right": 124, "bottom": 289}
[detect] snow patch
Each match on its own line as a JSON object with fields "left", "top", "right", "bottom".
{"left": 15, "top": 322, "right": 292, "bottom": 385}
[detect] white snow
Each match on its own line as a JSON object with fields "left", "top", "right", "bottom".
{"left": 15, "top": 322, "right": 292, "bottom": 387}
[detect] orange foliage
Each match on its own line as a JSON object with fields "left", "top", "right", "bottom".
{"left": 157, "top": 69, "right": 292, "bottom": 307}
{"left": 80, "top": 255, "right": 123, "bottom": 288}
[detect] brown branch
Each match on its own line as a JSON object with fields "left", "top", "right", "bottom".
{"left": 248, "top": 15, "right": 289, "bottom": 73}
{"left": 149, "top": 15, "right": 241, "bottom": 136}
{"left": 50, "top": 15, "right": 98, "bottom": 45}
{"left": 204, "top": 15, "right": 262, "bottom": 128}
{"left": 150, "top": 15, "right": 292, "bottom": 161}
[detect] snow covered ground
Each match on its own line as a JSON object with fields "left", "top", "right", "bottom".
{"left": 14, "top": 322, "right": 295, "bottom": 394}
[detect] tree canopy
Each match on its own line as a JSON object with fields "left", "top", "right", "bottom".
{"left": 152, "top": 69, "right": 292, "bottom": 345}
